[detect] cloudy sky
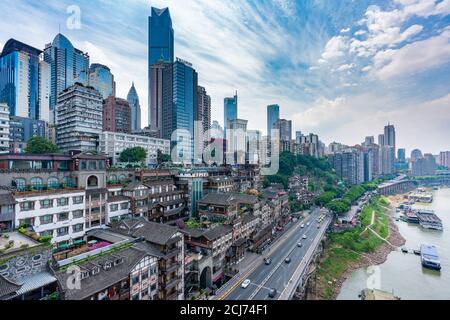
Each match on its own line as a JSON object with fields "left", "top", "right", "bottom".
{"left": 1, "top": 0, "right": 449, "bottom": 154}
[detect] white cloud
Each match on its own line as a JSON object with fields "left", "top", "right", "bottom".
{"left": 341, "top": 27, "right": 350, "bottom": 33}
{"left": 320, "top": 36, "right": 349, "bottom": 61}
{"left": 373, "top": 27, "right": 450, "bottom": 79}
{"left": 337, "top": 63, "right": 355, "bottom": 71}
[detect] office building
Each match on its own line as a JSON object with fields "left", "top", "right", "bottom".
{"left": 211, "top": 120, "right": 224, "bottom": 139}
{"left": 149, "top": 60, "right": 170, "bottom": 136}
{"left": 99, "top": 131, "right": 170, "bottom": 166}
{"left": 224, "top": 93, "right": 238, "bottom": 136}
{"left": 273, "top": 119, "right": 292, "bottom": 142}
{"left": 397, "top": 148, "right": 406, "bottom": 163}
{"left": 44, "top": 33, "right": 90, "bottom": 123}
{"left": 148, "top": 7, "right": 174, "bottom": 66}
{"left": 384, "top": 124, "right": 396, "bottom": 156}
{"left": 380, "top": 145, "right": 395, "bottom": 175}
{"left": 195, "top": 86, "right": 211, "bottom": 162}
{"left": 267, "top": 105, "right": 280, "bottom": 138}
{"left": 0, "top": 39, "right": 49, "bottom": 120}
{"left": 56, "top": 83, "right": 103, "bottom": 153}
{"left": 161, "top": 58, "right": 198, "bottom": 163}
{"left": 127, "top": 82, "right": 141, "bottom": 132}
{"left": 227, "top": 119, "right": 248, "bottom": 165}
{"left": 0, "top": 103, "right": 9, "bottom": 153}
{"left": 102, "top": 96, "right": 132, "bottom": 134}
{"left": 88, "top": 63, "right": 116, "bottom": 99}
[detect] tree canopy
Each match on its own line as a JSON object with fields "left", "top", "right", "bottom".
{"left": 119, "top": 147, "right": 147, "bottom": 163}
{"left": 157, "top": 149, "right": 171, "bottom": 164}
{"left": 25, "top": 136, "right": 59, "bottom": 154}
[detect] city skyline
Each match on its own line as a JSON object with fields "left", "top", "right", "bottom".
{"left": 0, "top": 0, "right": 449, "bottom": 154}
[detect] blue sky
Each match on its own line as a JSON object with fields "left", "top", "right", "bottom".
{"left": 0, "top": 0, "right": 449, "bottom": 154}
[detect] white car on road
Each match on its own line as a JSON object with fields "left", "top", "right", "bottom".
{"left": 241, "top": 279, "right": 251, "bottom": 289}
{"left": 302, "top": 235, "right": 307, "bottom": 239}
{"left": 301, "top": 224, "right": 305, "bottom": 228}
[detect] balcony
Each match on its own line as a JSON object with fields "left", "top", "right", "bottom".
{"left": 160, "top": 275, "right": 181, "bottom": 290}
{"left": 160, "top": 263, "right": 179, "bottom": 273}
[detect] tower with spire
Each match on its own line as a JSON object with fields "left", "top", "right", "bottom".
{"left": 127, "top": 82, "right": 141, "bottom": 131}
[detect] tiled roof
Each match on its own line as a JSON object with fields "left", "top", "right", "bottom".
{"left": 203, "top": 225, "right": 233, "bottom": 241}
{"left": 54, "top": 246, "right": 148, "bottom": 300}
{"left": 0, "top": 275, "right": 21, "bottom": 300}
{"left": 112, "top": 218, "right": 180, "bottom": 245}
{"left": 198, "top": 193, "right": 257, "bottom": 206}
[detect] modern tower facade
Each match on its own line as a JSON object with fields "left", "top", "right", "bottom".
{"left": 149, "top": 7, "right": 174, "bottom": 132}
{"left": 44, "top": 33, "right": 90, "bottom": 123}
{"left": 224, "top": 93, "right": 238, "bottom": 135}
{"left": 227, "top": 118, "right": 248, "bottom": 165}
{"left": 88, "top": 63, "right": 116, "bottom": 99}
{"left": 384, "top": 124, "right": 396, "bottom": 156}
{"left": 0, "top": 39, "right": 47, "bottom": 120}
{"left": 149, "top": 60, "right": 170, "bottom": 136}
{"left": 161, "top": 58, "right": 198, "bottom": 163}
{"left": 148, "top": 7, "right": 174, "bottom": 66}
{"left": 56, "top": 83, "right": 103, "bottom": 153}
{"left": 267, "top": 104, "right": 280, "bottom": 138}
{"left": 127, "top": 82, "right": 141, "bottom": 132}
{"left": 103, "top": 96, "right": 132, "bottom": 134}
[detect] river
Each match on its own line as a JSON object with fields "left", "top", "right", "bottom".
{"left": 337, "top": 187, "right": 450, "bottom": 300}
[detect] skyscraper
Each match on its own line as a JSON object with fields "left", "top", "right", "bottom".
{"left": 127, "top": 82, "right": 141, "bottom": 132}
{"left": 196, "top": 86, "right": 211, "bottom": 159}
{"left": 378, "top": 134, "right": 385, "bottom": 147}
{"left": 44, "top": 33, "right": 90, "bottom": 123}
{"left": 0, "top": 103, "right": 9, "bottom": 153}
{"left": 162, "top": 58, "right": 198, "bottom": 163}
{"left": 0, "top": 39, "right": 47, "bottom": 120}
{"left": 267, "top": 104, "right": 280, "bottom": 138}
{"left": 149, "top": 60, "right": 170, "bottom": 136}
{"left": 149, "top": 7, "right": 174, "bottom": 131}
{"left": 273, "top": 119, "right": 292, "bottom": 142}
{"left": 88, "top": 63, "right": 116, "bottom": 99}
{"left": 384, "top": 124, "right": 396, "bottom": 156}
{"left": 148, "top": 7, "right": 174, "bottom": 66}
{"left": 224, "top": 93, "right": 238, "bottom": 135}
{"left": 411, "top": 149, "right": 423, "bottom": 162}
{"left": 380, "top": 145, "right": 395, "bottom": 175}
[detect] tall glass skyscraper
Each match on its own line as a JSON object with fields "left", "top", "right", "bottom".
{"left": 88, "top": 63, "right": 116, "bottom": 99}
{"left": 44, "top": 33, "right": 90, "bottom": 123}
{"left": 162, "top": 58, "right": 198, "bottom": 163}
{"left": 149, "top": 7, "right": 174, "bottom": 134}
{"left": 267, "top": 104, "right": 280, "bottom": 138}
{"left": 224, "top": 93, "right": 238, "bottom": 135}
{"left": 0, "top": 39, "right": 42, "bottom": 120}
{"left": 127, "top": 82, "right": 141, "bottom": 132}
{"left": 148, "top": 7, "right": 174, "bottom": 65}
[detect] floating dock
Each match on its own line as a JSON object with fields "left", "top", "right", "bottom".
{"left": 417, "top": 210, "right": 443, "bottom": 231}
{"left": 421, "top": 244, "right": 441, "bottom": 271}
{"left": 408, "top": 192, "right": 433, "bottom": 203}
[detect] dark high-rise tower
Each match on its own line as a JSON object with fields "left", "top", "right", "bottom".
{"left": 148, "top": 7, "right": 174, "bottom": 65}
{"left": 149, "top": 7, "right": 174, "bottom": 134}
{"left": 267, "top": 104, "right": 280, "bottom": 138}
{"left": 224, "top": 93, "right": 238, "bottom": 136}
{"left": 127, "top": 82, "right": 141, "bottom": 132}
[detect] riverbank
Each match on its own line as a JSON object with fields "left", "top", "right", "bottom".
{"left": 312, "top": 196, "right": 405, "bottom": 300}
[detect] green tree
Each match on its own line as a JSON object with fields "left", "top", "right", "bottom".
{"left": 25, "top": 136, "right": 59, "bottom": 154}
{"left": 157, "top": 149, "right": 171, "bottom": 164}
{"left": 315, "top": 191, "right": 337, "bottom": 206}
{"left": 119, "top": 147, "right": 147, "bottom": 163}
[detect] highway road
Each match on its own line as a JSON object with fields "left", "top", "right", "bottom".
{"left": 220, "top": 208, "right": 329, "bottom": 300}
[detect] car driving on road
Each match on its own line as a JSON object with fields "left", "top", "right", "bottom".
{"left": 285, "top": 257, "right": 291, "bottom": 264}
{"left": 241, "top": 279, "right": 251, "bottom": 289}
{"left": 297, "top": 242, "right": 303, "bottom": 247}
{"left": 264, "top": 258, "right": 272, "bottom": 265}
{"left": 302, "top": 234, "right": 307, "bottom": 239}
{"left": 268, "top": 288, "right": 277, "bottom": 298}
